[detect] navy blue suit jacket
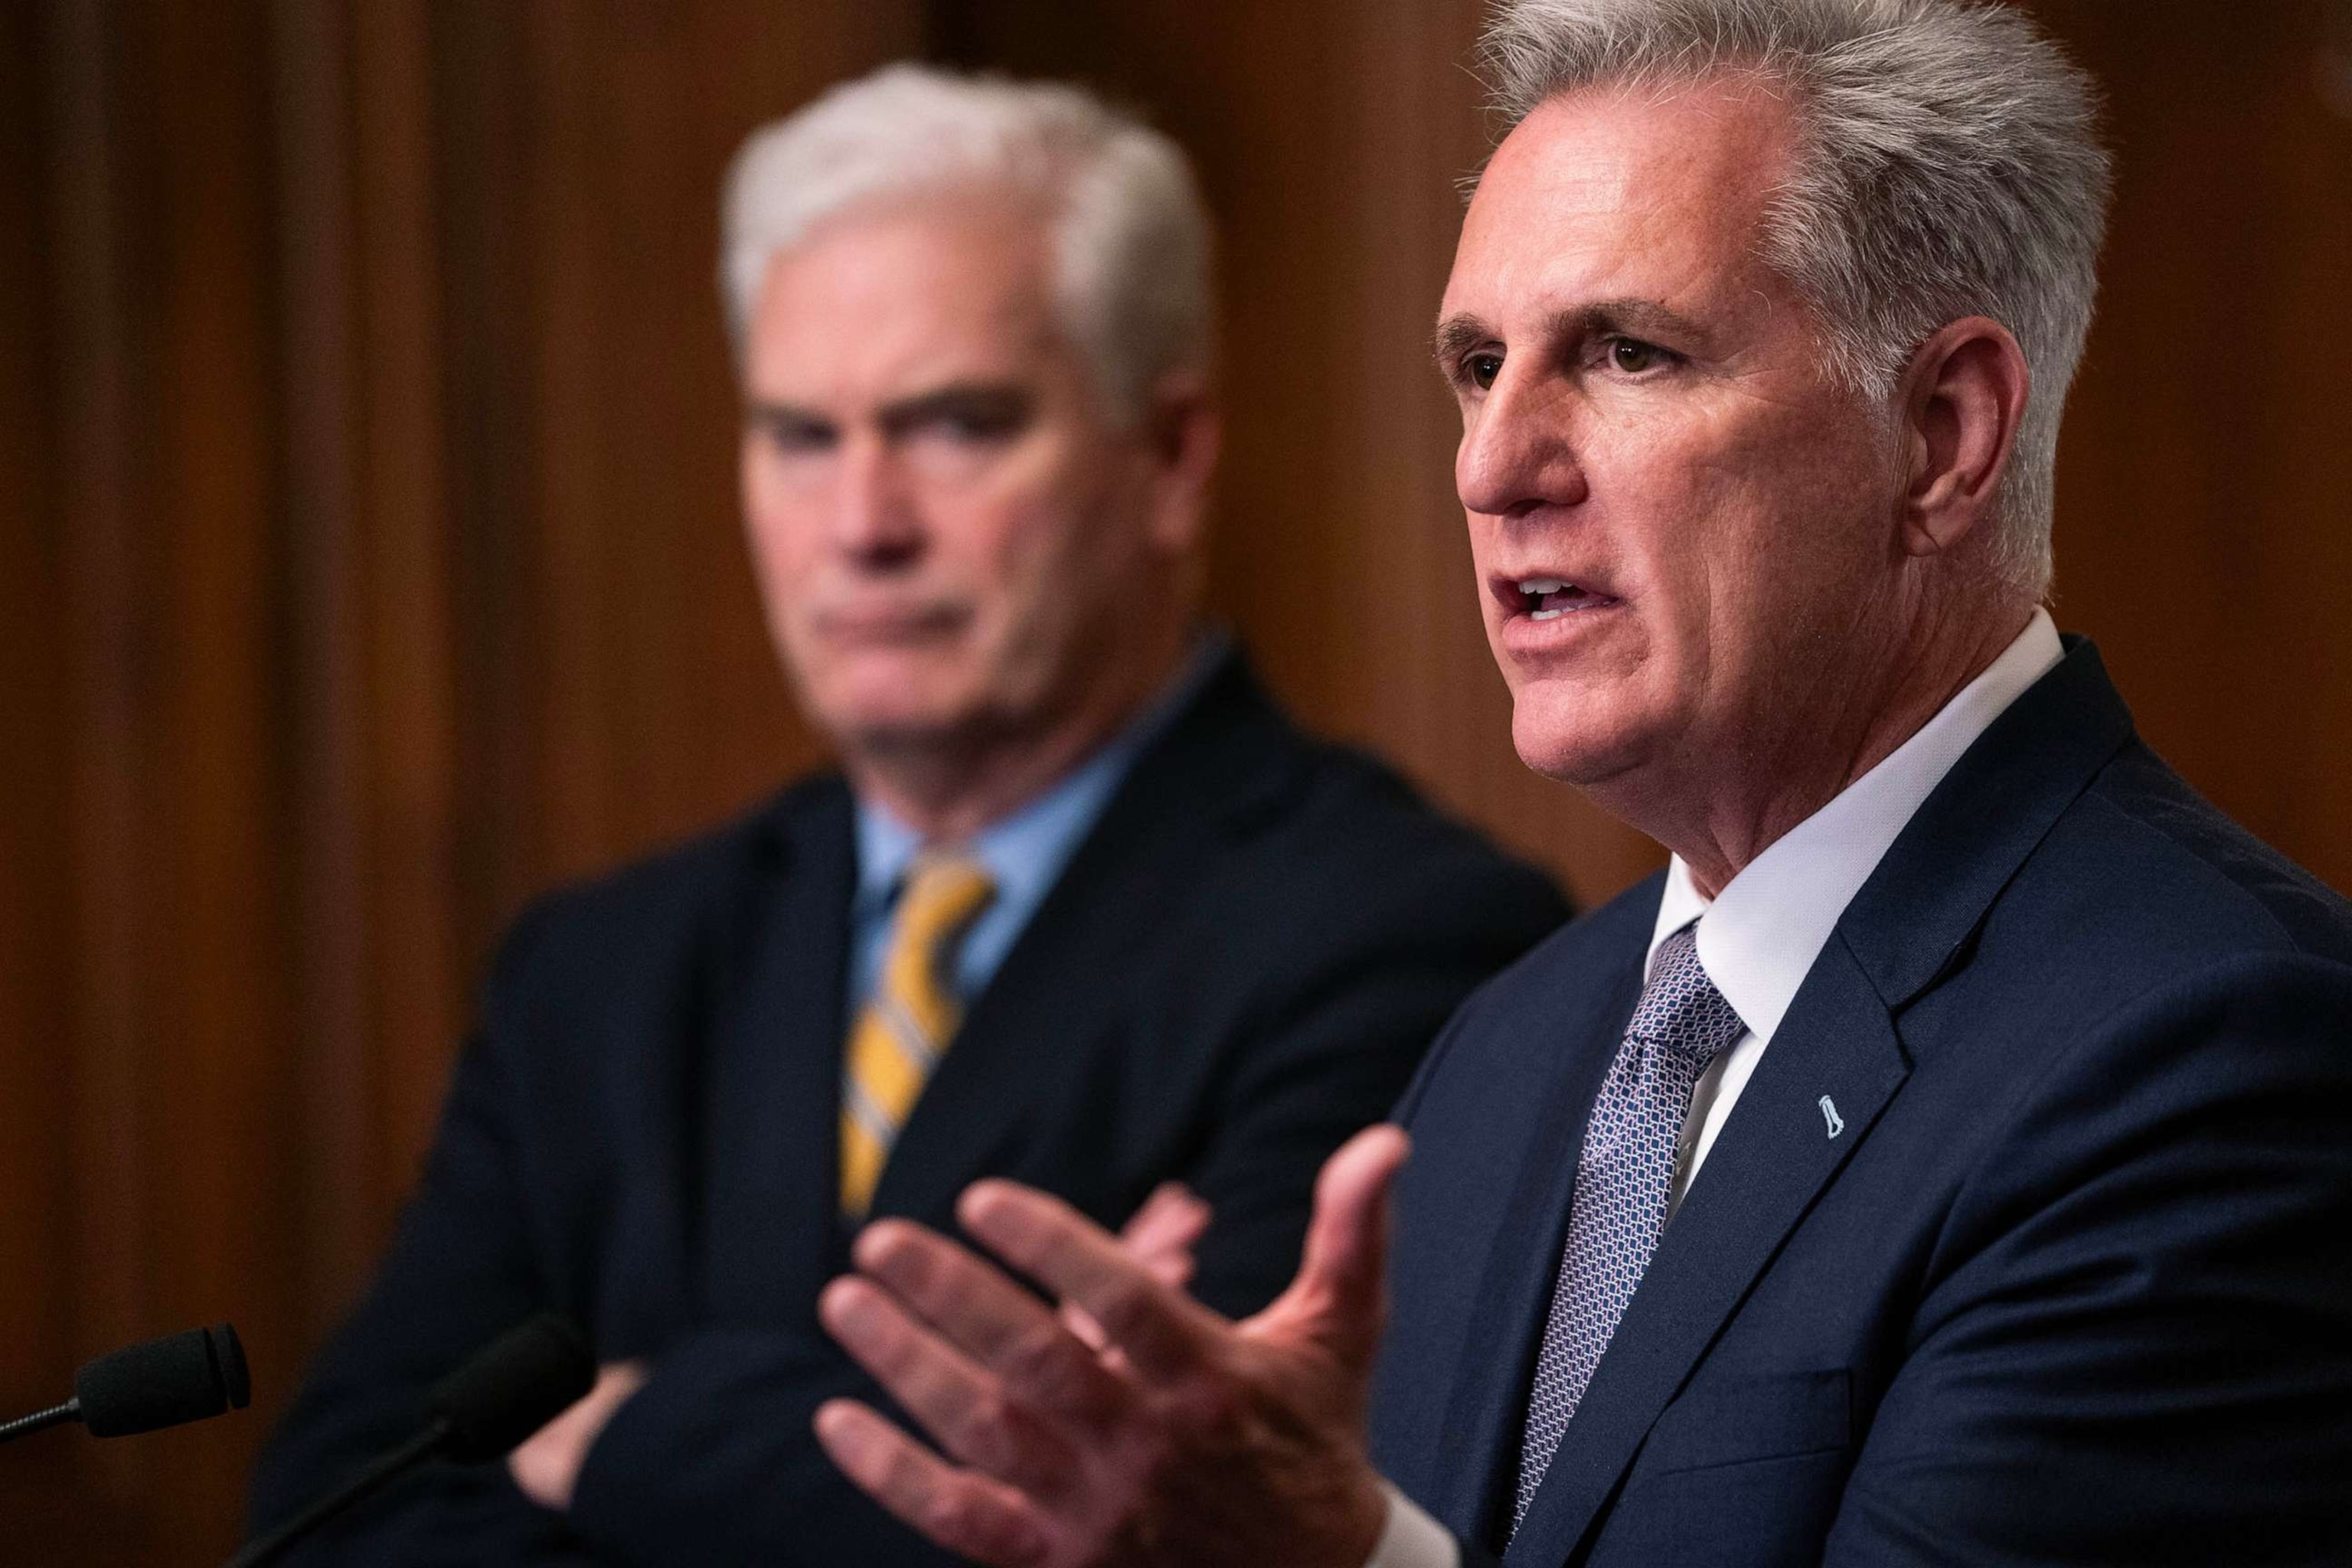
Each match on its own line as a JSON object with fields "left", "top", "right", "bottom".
{"left": 250, "top": 654, "right": 1567, "bottom": 1564}
{"left": 1371, "top": 641, "right": 2352, "bottom": 1566}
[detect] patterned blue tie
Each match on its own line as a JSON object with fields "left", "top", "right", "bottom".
{"left": 1512, "top": 923, "right": 1746, "bottom": 1534}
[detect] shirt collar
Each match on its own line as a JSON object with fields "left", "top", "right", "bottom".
{"left": 852, "top": 632, "right": 1227, "bottom": 919}
{"left": 1646, "top": 608, "right": 2065, "bottom": 1042}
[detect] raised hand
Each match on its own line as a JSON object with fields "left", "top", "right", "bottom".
{"left": 814, "top": 1125, "right": 1410, "bottom": 1568}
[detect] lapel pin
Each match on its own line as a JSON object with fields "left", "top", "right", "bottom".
{"left": 1817, "top": 1096, "right": 1846, "bottom": 1139}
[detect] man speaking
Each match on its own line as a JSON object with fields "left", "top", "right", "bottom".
{"left": 810, "top": 4, "right": 2352, "bottom": 1565}
{"left": 247, "top": 66, "right": 1564, "bottom": 1563}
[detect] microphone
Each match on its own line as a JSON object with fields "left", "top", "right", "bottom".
{"left": 228, "top": 1313, "right": 594, "bottom": 1567}
{"left": 0, "top": 1324, "right": 250, "bottom": 1446}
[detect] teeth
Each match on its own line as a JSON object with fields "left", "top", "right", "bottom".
{"left": 1517, "top": 577, "right": 1569, "bottom": 596}
{"left": 1530, "top": 608, "right": 1568, "bottom": 622}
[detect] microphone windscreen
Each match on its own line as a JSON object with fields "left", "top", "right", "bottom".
{"left": 76, "top": 1324, "right": 251, "bottom": 1438}
{"left": 423, "top": 1314, "right": 595, "bottom": 1464}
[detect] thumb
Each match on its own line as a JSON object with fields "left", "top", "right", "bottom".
{"left": 1248, "top": 1124, "right": 1410, "bottom": 1368}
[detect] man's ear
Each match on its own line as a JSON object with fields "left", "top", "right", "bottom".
{"left": 1897, "top": 317, "right": 2031, "bottom": 558}
{"left": 1142, "top": 370, "right": 1221, "bottom": 553}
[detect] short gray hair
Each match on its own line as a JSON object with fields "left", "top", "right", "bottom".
{"left": 720, "top": 64, "right": 1215, "bottom": 423}
{"left": 1480, "top": 0, "right": 2112, "bottom": 593}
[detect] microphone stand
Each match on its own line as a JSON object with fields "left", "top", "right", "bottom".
{"left": 226, "top": 1418, "right": 450, "bottom": 1568}
{"left": 225, "top": 1312, "right": 590, "bottom": 1566}
{"left": 0, "top": 1399, "right": 80, "bottom": 1446}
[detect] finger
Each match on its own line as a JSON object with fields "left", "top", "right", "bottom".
{"left": 505, "top": 1361, "right": 647, "bottom": 1513}
{"left": 852, "top": 1220, "right": 1128, "bottom": 1423}
{"left": 959, "top": 1179, "right": 1230, "bottom": 1381}
{"left": 1058, "top": 1301, "right": 1108, "bottom": 1354}
{"left": 813, "top": 1399, "right": 1054, "bottom": 1567}
{"left": 1120, "top": 1183, "right": 1211, "bottom": 1289}
{"left": 818, "top": 1276, "right": 1086, "bottom": 1497}
{"left": 507, "top": 1419, "right": 575, "bottom": 1511}
{"left": 1122, "top": 1181, "right": 1211, "bottom": 1253}
{"left": 1249, "top": 1125, "right": 1410, "bottom": 1368}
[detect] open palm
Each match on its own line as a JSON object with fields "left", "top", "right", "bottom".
{"left": 814, "top": 1125, "right": 1411, "bottom": 1568}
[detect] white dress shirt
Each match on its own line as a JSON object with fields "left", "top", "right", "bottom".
{"left": 1366, "top": 609, "right": 2065, "bottom": 1568}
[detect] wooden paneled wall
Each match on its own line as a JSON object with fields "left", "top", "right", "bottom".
{"left": 2034, "top": 0, "right": 2352, "bottom": 890}
{"left": 2, "top": 2, "right": 2346, "bottom": 1561}
{"left": 2, "top": 2, "right": 920, "bottom": 1557}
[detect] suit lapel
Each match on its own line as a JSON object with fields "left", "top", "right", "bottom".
{"left": 869, "top": 652, "right": 1305, "bottom": 1224}
{"left": 1423, "top": 939, "right": 1648, "bottom": 1545}
{"left": 1501, "top": 639, "right": 2139, "bottom": 1563}
{"left": 700, "top": 782, "right": 857, "bottom": 1325}
{"left": 1837, "top": 637, "right": 2135, "bottom": 1005}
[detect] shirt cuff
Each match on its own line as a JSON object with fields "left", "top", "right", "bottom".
{"left": 1364, "top": 1479, "right": 1460, "bottom": 1568}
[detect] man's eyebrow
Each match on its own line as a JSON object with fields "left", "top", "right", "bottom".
{"left": 743, "top": 396, "right": 846, "bottom": 442}
{"left": 874, "top": 380, "right": 1033, "bottom": 431}
{"left": 1432, "top": 299, "right": 1713, "bottom": 371}
{"left": 1553, "top": 298, "right": 1710, "bottom": 344}
{"left": 741, "top": 383, "right": 1038, "bottom": 440}
{"left": 1432, "top": 314, "right": 1498, "bottom": 370}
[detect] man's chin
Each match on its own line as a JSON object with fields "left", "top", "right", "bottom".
{"left": 1510, "top": 699, "right": 1656, "bottom": 791}
{"left": 801, "top": 660, "right": 976, "bottom": 738}
{"left": 828, "top": 707, "right": 977, "bottom": 756}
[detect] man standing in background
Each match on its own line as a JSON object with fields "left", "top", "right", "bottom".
{"left": 248, "top": 65, "right": 1565, "bottom": 1563}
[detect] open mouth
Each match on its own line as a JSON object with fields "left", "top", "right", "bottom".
{"left": 1511, "top": 577, "right": 1619, "bottom": 621}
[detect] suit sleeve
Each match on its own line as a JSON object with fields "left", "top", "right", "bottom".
{"left": 565, "top": 1326, "right": 966, "bottom": 1566}
{"left": 244, "top": 910, "right": 599, "bottom": 1564}
{"left": 1823, "top": 953, "right": 2352, "bottom": 1567}
{"left": 1179, "top": 844, "right": 1569, "bottom": 1318}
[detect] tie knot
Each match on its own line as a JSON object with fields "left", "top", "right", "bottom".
{"left": 1631, "top": 924, "right": 1745, "bottom": 1066}
{"left": 898, "top": 852, "right": 997, "bottom": 944}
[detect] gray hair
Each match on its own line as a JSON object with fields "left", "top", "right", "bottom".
{"left": 720, "top": 64, "right": 1215, "bottom": 424}
{"left": 1479, "top": 0, "right": 2112, "bottom": 594}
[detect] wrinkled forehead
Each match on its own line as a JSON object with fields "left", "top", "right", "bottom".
{"left": 1449, "top": 77, "right": 1804, "bottom": 319}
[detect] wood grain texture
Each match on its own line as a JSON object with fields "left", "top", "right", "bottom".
{"left": 0, "top": 0, "right": 87, "bottom": 1547}
{"left": 3, "top": 3, "right": 921, "bottom": 1560}
{"left": 2, "top": 2, "right": 2345, "bottom": 1561}
{"left": 2033, "top": 0, "right": 2352, "bottom": 896}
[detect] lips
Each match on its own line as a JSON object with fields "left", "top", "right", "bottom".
{"left": 1499, "top": 575, "right": 1622, "bottom": 621}
{"left": 816, "top": 600, "right": 969, "bottom": 642}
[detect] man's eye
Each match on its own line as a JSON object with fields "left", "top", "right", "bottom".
{"left": 936, "top": 411, "right": 1020, "bottom": 443}
{"left": 1609, "top": 338, "right": 1668, "bottom": 374}
{"left": 1466, "top": 354, "right": 1504, "bottom": 390}
{"left": 906, "top": 396, "right": 1030, "bottom": 447}
{"left": 756, "top": 414, "right": 834, "bottom": 454}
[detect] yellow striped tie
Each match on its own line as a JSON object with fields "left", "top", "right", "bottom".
{"left": 839, "top": 853, "right": 997, "bottom": 1217}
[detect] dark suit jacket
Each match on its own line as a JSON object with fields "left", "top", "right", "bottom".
{"left": 250, "top": 653, "right": 1566, "bottom": 1564}
{"left": 1371, "top": 640, "right": 2352, "bottom": 1567}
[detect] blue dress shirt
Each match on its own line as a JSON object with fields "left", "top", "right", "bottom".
{"left": 847, "top": 639, "right": 1224, "bottom": 1010}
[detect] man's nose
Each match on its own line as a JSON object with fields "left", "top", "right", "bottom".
{"left": 1455, "top": 371, "right": 1589, "bottom": 521}
{"left": 831, "top": 433, "right": 924, "bottom": 564}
